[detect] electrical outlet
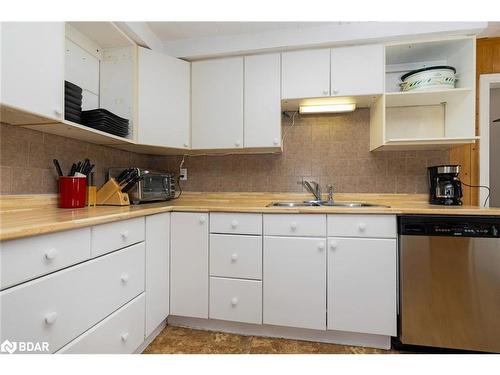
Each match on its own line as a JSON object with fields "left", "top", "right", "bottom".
{"left": 179, "top": 168, "right": 187, "bottom": 181}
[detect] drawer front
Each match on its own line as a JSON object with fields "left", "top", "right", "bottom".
{"left": 91, "top": 217, "right": 145, "bottom": 257}
{"left": 263, "top": 214, "right": 326, "bottom": 237}
{"left": 327, "top": 215, "right": 397, "bottom": 238}
{"left": 0, "top": 242, "right": 145, "bottom": 353}
{"left": 209, "top": 277, "right": 262, "bottom": 324}
{"left": 1, "top": 228, "right": 91, "bottom": 290}
{"left": 58, "top": 293, "right": 145, "bottom": 354}
{"left": 210, "top": 213, "right": 262, "bottom": 235}
{"left": 210, "top": 234, "right": 262, "bottom": 280}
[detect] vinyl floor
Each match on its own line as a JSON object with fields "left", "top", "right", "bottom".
{"left": 142, "top": 325, "right": 402, "bottom": 354}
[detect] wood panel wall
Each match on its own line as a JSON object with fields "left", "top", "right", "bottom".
{"left": 450, "top": 37, "right": 500, "bottom": 205}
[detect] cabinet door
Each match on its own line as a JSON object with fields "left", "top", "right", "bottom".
{"left": 145, "top": 213, "right": 170, "bottom": 337}
{"left": 1, "top": 22, "right": 64, "bottom": 120}
{"left": 263, "top": 236, "right": 326, "bottom": 330}
{"left": 330, "top": 44, "right": 384, "bottom": 96}
{"left": 328, "top": 237, "right": 396, "bottom": 336}
{"left": 170, "top": 212, "right": 209, "bottom": 318}
{"left": 244, "top": 53, "right": 281, "bottom": 148}
{"left": 192, "top": 57, "right": 243, "bottom": 149}
{"left": 138, "top": 47, "right": 190, "bottom": 149}
{"left": 281, "top": 49, "right": 330, "bottom": 99}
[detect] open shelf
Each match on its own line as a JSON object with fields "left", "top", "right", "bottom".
{"left": 23, "top": 120, "right": 134, "bottom": 146}
{"left": 385, "top": 88, "right": 472, "bottom": 107}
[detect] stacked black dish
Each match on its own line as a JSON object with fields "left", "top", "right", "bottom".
{"left": 81, "top": 109, "right": 130, "bottom": 138}
{"left": 65, "top": 81, "right": 83, "bottom": 123}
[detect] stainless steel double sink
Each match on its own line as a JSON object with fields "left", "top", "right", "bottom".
{"left": 266, "top": 200, "right": 389, "bottom": 208}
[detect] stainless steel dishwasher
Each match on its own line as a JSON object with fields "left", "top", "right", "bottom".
{"left": 398, "top": 215, "right": 500, "bottom": 353}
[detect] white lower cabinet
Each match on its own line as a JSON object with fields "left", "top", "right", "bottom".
{"left": 327, "top": 237, "right": 397, "bottom": 336}
{"left": 170, "top": 212, "right": 209, "bottom": 318}
{"left": 209, "top": 277, "right": 262, "bottom": 324}
{"left": 58, "top": 293, "right": 146, "bottom": 354}
{"left": 0, "top": 242, "right": 145, "bottom": 353}
{"left": 145, "top": 213, "right": 170, "bottom": 337}
{"left": 263, "top": 236, "right": 327, "bottom": 330}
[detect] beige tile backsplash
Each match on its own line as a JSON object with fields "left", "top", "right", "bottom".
{"left": 0, "top": 123, "right": 156, "bottom": 194}
{"left": 153, "top": 109, "right": 449, "bottom": 194}
{"left": 1, "top": 109, "right": 449, "bottom": 195}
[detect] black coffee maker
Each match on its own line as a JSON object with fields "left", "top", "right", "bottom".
{"left": 427, "top": 165, "right": 463, "bottom": 205}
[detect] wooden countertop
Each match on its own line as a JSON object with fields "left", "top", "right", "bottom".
{"left": 1, "top": 192, "right": 499, "bottom": 241}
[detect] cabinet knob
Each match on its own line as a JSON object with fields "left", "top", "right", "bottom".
{"left": 332, "top": 89, "right": 339, "bottom": 95}
{"left": 330, "top": 241, "right": 338, "bottom": 250}
{"left": 231, "top": 220, "right": 238, "bottom": 229}
{"left": 183, "top": 142, "right": 189, "bottom": 148}
{"left": 273, "top": 138, "right": 280, "bottom": 146}
{"left": 231, "top": 253, "right": 239, "bottom": 262}
{"left": 235, "top": 140, "right": 241, "bottom": 147}
{"left": 121, "top": 230, "right": 129, "bottom": 239}
{"left": 290, "top": 222, "right": 298, "bottom": 231}
{"left": 318, "top": 242, "right": 325, "bottom": 251}
{"left": 44, "top": 312, "right": 58, "bottom": 325}
{"left": 121, "top": 273, "right": 130, "bottom": 284}
{"left": 231, "top": 297, "right": 239, "bottom": 306}
{"left": 358, "top": 223, "right": 367, "bottom": 232}
{"left": 44, "top": 248, "right": 58, "bottom": 261}
{"left": 323, "top": 89, "right": 329, "bottom": 95}
{"left": 121, "top": 332, "right": 130, "bottom": 342}
{"left": 199, "top": 215, "right": 206, "bottom": 224}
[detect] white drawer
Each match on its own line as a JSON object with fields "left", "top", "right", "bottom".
{"left": 0, "top": 228, "right": 91, "bottom": 290}
{"left": 263, "top": 214, "right": 326, "bottom": 237}
{"left": 91, "top": 217, "right": 145, "bottom": 257}
{"left": 58, "top": 293, "right": 145, "bottom": 354}
{"left": 209, "top": 277, "right": 262, "bottom": 324}
{"left": 210, "top": 234, "right": 262, "bottom": 280}
{"left": 327, "top": 215, "right": 397, "bottom": 238}
{"left": 0, "top": 242, "right": 145, "bottom": 353}
{"left": 210, "top": 213, "right": 262, "bottom": 235}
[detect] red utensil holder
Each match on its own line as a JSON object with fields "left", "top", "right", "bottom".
{"left": 59, "top": 177, "right": 87, "bottom": 208}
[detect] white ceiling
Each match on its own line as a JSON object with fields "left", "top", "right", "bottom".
{"left": 147, "top": 22, "right": 340, "bottom": 41}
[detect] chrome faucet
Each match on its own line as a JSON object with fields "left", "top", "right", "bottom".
{"left": 301, "top": 180, "right": 322, "bottom": 201}
{"left": 327, "top": 184, "right": 334, "bottom": 203}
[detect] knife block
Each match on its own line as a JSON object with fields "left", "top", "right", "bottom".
{"left": 96, "top": 179, "right": 130, "bottom": 206}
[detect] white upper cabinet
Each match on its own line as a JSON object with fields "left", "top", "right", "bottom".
{"left": 330, "top": 44, "right": 384, "bottom": 96}
{"left": 1, "top": 22, "right": 65, "bottom": 120}
{"left": 281, "top": 49, "right": 331, "bottom": 99}
{"left": 244, "top": 53, "right": 282, "bottom": 148}
{"left": 191, "top": 57, "right": 244, "bottom": 149}
{"left": 137, "top": 47, "right": 190, "bottom": 149}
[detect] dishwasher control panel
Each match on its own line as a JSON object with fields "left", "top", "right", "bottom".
{"left": 399, "top": 215, "right": 500, "bottom": 238}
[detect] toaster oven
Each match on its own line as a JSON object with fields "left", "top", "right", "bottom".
{"left": 108, "top": 168, "right": 176, "bottom": 204}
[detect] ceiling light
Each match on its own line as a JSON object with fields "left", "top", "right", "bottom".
{"left": 299, "top": 103, "right": 356, "bottom": 114}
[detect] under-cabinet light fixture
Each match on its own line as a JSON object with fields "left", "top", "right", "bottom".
{"left": 299, "top": 103, "right": 356, "bottom": 114}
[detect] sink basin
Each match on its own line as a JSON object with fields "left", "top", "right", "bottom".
{"left": 317, "top": 201, "right": 390, "bottom": 208}
{"left": 267, "top": 200, "right": 389, "bottom": 208}
{"left": 267, "top": 201, "right": 321, "bottom": 207}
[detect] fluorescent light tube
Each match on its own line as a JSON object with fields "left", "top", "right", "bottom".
{"left": 299, "top": 103, "right": 356, "bottom": 114}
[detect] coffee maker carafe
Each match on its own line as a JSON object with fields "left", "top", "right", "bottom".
{"left": 427, "top": 165, "right": 463, "bottom": 205}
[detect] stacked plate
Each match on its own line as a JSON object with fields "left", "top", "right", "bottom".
{"left": 81, "top": 109, "right": 130, "bottom": 138}
{"left": 65, "top": 81, "right": 83, "bottom": 123}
